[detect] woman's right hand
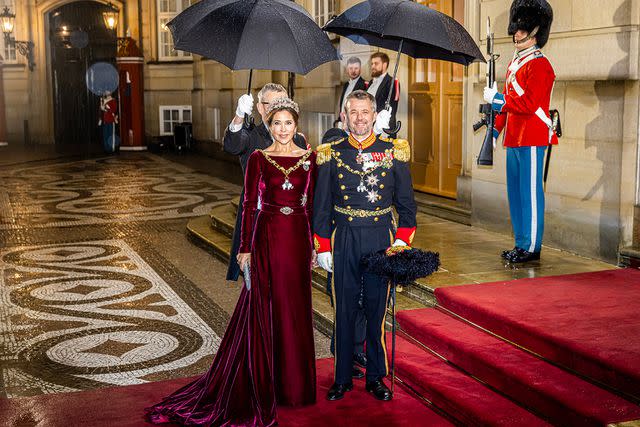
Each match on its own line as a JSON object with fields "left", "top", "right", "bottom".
{"left": 237, "top": 253, "right": 251, "bottom": 271}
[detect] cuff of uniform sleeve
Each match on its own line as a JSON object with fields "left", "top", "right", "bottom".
{"left": 492, "top": 128, "right": 500, "bottom": 139}
{"left": 228, "top": 121, "right": 243, "bottom": 133}
{"left": 395, "top": 227, "right": 416, "bottom": 246}
{"left": 314, "top": 234, "right": 331, "bottom": 253}
{"left": 491, "top": 93, "right": 505, "bottom": 113}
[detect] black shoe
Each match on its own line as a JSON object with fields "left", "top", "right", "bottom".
{"left": 353, "top": 352, "right": 367, "bottom": 368}
{"left": 365, "top": 379, "right": 392, "bottom": 401}
{"left": 501, "top": 247, "right": 519, "bottom": 259}
{"left": 508, "top": 248, "right": 541, "bottom": 263}
{"left": 352, "top": 366, "right": 364, "bottom": 379}
{"left": 327, "top": 382, "right": 353, "bottom": 401}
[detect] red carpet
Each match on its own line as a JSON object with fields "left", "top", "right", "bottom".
{"left": 434, "top": 269, "right": 640, "bottom": 400}
{"left": 0, "top": 358, "right": 452, "bottom": 427}
{"left": 393, "top": 334, "right": 550, "bottom": 426}
{"left": 397, "top": 308, "right": 640, "bottom": 426}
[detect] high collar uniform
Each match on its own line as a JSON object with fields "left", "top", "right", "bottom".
{"left": 312, "top": 132, "right": 416, "bottom": 385}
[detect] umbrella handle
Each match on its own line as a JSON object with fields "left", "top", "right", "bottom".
{"left": 383, "top": 120, "right": 401, "bottom": 136}
{"left": 244, "top": 69, "right": 255, "bottom": 129}
{"left": 383, "top": 40, "right": 403, "bottom": 136}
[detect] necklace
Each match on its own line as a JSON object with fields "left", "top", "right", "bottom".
{"left": 260, "top": 150, "right": 312, "bottom": 190}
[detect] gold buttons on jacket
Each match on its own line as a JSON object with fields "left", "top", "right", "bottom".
{"left": 348, "top": 217, "right": 353, "bottom": 222}
{"left": 340, "top": 185, "right": 346, "bottom": 190}
{"left": 374, "top": 217, "right": 379, "bottom": 222}
{"left": 380, "top": 184, "right": 384, "bottom": 189}
{"left": 338, "top": 173, "right": 344, "bottom": 179}
{"left": 344, "top": 195, "right": 349, "bottom": 200}
{"left": 381, "top": 172, "right": 386, "bottom": 177}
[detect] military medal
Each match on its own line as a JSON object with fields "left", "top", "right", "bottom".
{"left": 366, "top": 189, "right": 379, "bottom": 203}
{"left": 357, "top": 179, "right": 367, "bottom": 192}
{"left": 366, "top": 174, "right": 379, "bottom": 187}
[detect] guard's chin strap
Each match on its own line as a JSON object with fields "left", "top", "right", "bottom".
{"left": 513, "top": 26, "right": 539, "bottom": 47}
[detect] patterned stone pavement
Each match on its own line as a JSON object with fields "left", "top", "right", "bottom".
{"left": 0, "top": 152, "right": 330, "bottom": 399}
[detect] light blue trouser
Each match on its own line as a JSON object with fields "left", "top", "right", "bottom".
{"left": 506, "top": 146, "right": 546, "bottom": 253}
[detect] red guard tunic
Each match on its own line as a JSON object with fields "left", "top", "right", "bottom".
{"left": 493, "top": 46, "right": 557, "bottom": 147}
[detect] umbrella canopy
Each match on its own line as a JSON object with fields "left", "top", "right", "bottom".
{"left": 324, "top": 0, "right": 484, "bottom": 65}
{"left": 168, "top": 0, "right": 340, "bottom": 74}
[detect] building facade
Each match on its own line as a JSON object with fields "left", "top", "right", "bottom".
{"left": 2, "top": 0, "right": 639, "bottom": 263}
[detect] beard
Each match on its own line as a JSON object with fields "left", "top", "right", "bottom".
{"left": 371, "top": 68, "right": 382, "bottom": 78}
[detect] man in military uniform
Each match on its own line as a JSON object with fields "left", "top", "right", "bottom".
{"left": 313, "top": 90, "right": 417, "bottom": 401}
{"left": 483, "top": 0, "right": 556, "bottom": 263}
{"left": 223, "top": 83, "right": 308, "bottom": 281}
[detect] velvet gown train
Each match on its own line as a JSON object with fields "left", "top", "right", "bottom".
{"left": 146, "top": 150, "right": 317, "bottom": 426}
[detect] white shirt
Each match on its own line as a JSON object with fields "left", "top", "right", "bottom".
{"left": 367, "top": 72, "right": 388, "bottom": 98}
{"left": 341, "top": 77, "right": 361, "bottom": 111}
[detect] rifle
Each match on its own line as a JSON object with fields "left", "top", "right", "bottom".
{"left": 473, "top": 18, "right": 500, "bottom": 166}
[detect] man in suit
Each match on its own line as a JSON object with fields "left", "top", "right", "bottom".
{"left": 367, "top": 52, "right": 400, "bottom": 138}
{"left": 223, "top": 83, "right": 308, "bottom": 281}
{"left": 337, "top": 57, "right": 367, "bottom": 127}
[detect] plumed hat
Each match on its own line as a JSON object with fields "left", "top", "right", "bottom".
{"left": 508, "top": 0, "right": 553, "bottom": 48}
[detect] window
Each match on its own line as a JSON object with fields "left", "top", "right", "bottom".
{"left": 0, "top": 0, "right": 16, "bottom": 63}
{"left": 159, "top": 105, "right": 192, "bottom": 135}
{"left": 317, "top": 112, "right": 336, "bottom": 143}
{"left": 157, "top": 0, "right": 195, "bottom": 60}
{"left": 313, "top": 0, "right": 336, "bottom": 27}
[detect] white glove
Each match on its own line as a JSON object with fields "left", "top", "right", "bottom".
{"left": 235, "top": 94, "right": 254, "bottom": 118}
{"left": 392, "top": 239, "right": 407, "bottom": 247}
{"left": 483, "top": 82, "right": 498, "bottom": 104}
{"left": 373, "top": 108, "right": 392, "bottom": 135}
{"left": 317, "top": 252, "right": 333, "bottom": 273}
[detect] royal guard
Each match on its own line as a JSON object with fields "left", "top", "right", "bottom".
{"left": 98, "top": 91, "right": 119, "bottom": 153}
{"left": 483, "top": 0, "right": 556, "bottom": 263}
{"left": 313, "top": 90, "right": 417, "bottom": 401}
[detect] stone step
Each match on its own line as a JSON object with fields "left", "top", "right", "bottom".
{"left": 209, "top": 204, "right": 236, "bottom": 239}
{"left": 414, "top": 191, "right": 471, "bottom": 226}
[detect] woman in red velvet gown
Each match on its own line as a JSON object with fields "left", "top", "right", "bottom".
{"left": 146, "top": 98, "right": 317, "bottom": 426}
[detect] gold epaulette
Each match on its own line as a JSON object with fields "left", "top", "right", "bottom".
{"left": 379, "top": 135, "right": 393, "bottom": 143}
{"left": 393, "top": 139, "right": 411, "bottom": 162}
{"left": 316, "top": 138, "right": 345, "bottom": 165}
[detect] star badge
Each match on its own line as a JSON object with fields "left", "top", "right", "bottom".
{"left": 366, "top": 174, "right": 379, "bottom": 187}
{"left": 366, "top": 189, "right": 379, "bottom": 203}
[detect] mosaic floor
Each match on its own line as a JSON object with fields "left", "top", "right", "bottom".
{"left": 0, "top": 153, "right": 249, "bottom": 398}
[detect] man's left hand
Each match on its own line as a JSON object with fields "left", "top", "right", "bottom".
{"left": 392, "top": 239, "right": 407, "bottom": 247}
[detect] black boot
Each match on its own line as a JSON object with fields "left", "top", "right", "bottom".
{"left": 508, "top": 248, "right": 540, "bottom": 263}
{"left": 353, "top": 352, "right": 367, "bottom": 369}
{"left": 352, "top": 365, "right": 364, "bottom": 379}
{"left": 365, "top": 379, "right": 392, "bottom": 401}
{"left": 501, "top": 246, "right": 519, "bottom": 259}
{"left": 327, "top": 382, "right": 353, "bottom": 401}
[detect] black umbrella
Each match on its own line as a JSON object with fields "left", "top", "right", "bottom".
{"left": 168, "top": 0, "right": 339, "bottom": 125}
{"left": 324, "top": 0, "right": 484, "bottom": 132}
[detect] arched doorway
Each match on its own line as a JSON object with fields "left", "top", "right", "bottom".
{"left": 49, "top": 1, "right": 117, "bottom": 146}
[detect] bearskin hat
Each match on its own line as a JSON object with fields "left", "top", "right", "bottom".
{"left": 508, "top": 0, "right": 553, "bottom": 48}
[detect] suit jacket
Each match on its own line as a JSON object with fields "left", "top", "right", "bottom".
{"left": 369, "top": 74, "right": 400, "bottom": 135}
{"left": 223, "top": 122, "right": 307, "bottom": 280}
{"left": 338, "top": 76, "right": 367, "bottom": 115}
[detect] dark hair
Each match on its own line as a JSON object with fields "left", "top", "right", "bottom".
{"left": 370, "top": 52, "right": 390, "bottom": 65}
{"left": 266, "top": 107, "right": 299, "bottom": 127}
{"left": 343, "top": 90, "right": 376, "bottom": 114}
